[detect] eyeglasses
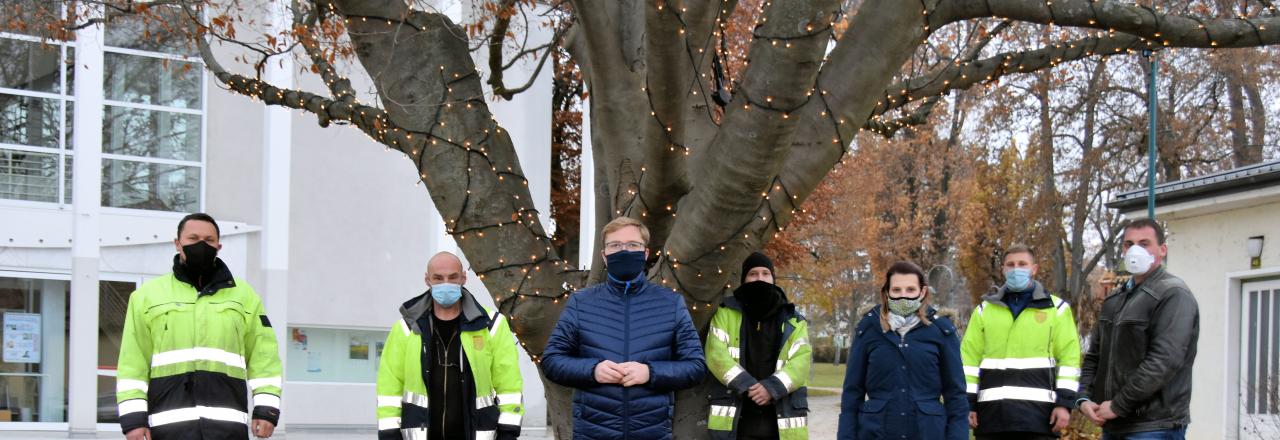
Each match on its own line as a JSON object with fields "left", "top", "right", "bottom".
{"left": 604, "top": 241, "right": 646, "bottom": 252}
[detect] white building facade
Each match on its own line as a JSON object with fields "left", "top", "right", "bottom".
{"left": 0, "top": 0, "right": 574, "bottom": 436}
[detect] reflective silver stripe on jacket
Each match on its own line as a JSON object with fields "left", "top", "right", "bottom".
{"left": 403, "top": 390, "right": 429, "bottom": 408}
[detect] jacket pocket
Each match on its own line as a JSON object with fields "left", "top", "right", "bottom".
{"left": 208, "top": 301, "right": 249, "bottom": 350}
{"left": 144, "top": 302, "right": 187, "bottom": 346}
{"left": 915, "top": 400, "right": 946, "bottom": 438}
{"left": 858, "top": 398, "right": 887, "bottom": 439}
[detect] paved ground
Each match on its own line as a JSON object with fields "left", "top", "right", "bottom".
{"left": 0, "top": 428, "right": 551, "bottom": 439}
{"left": 7, "top": 393, "right": 841, "bottom": 439}
{"left": 808, "top": 389, "right": 843, "bottom": 440}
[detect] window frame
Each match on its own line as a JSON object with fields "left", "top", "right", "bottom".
{"left": 0, "top": 32, "right": 75, "bottom": 207}
{"left": 0, "top": 18, "right": 208, "bottom": 215}
{"left": 99, "top": 38, "right": 206, "bottom": 216}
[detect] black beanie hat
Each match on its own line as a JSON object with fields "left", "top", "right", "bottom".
{"left": 741, "top": 252, "right": 775, "bottom": 283}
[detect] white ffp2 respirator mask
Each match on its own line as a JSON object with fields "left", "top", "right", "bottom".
{"left": 1124, "top": 245, "right": 1157, "bottom": 275}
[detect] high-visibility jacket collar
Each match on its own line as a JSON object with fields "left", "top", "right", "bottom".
{"left": 171, "top": 254, "right": 235, "bottom": 296}
{"left": 983, "top": 280, "right": 1051, "bottom": 309}
{"left": 399, "top": 287, "right": 491, "bottom": 334}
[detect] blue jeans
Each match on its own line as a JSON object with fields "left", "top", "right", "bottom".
{"left": 1101, "top": 427, "right": 1187, "bottom": 440}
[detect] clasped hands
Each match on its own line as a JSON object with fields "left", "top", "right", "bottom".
{"left": 594, "top": 360, "right": 651, "bottom": 387}
{"left": 1079, "top": 400, "right": 1120, "bottom": 427}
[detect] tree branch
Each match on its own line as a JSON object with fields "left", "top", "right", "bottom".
{"left": 863, "top": 19, "right": 1012, "bottom": 137}
{"left": 490, "top": 23, "right": 563, "bottom": 99}
{"left": 199, "top": 37, "right": 373, "bottom": 132}
{"left": 298, "top": 0, "right": 357, "bottom": 101}
{"left": 873, "top": 32, "right": 1145, "bottom": 117}
{"left": 660, "top": 0, "right": 841, "bottom": 310}
{"left": 863, "top": 96, "right": 942, "bottom": 137}
{"left": 486, "top": 0, "right": 555, "bottom": 100}
{"left": 947, "top": 0, "right": 1280, "bottom": 49}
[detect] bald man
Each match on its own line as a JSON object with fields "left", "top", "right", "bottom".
{"left": 376, "top": 252, "right": 525, "bottom": 440}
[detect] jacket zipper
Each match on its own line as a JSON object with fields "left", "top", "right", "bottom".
{"left": 422, "top": 319, "right": 432, "bottom": 432}
{"left": 460, "top": 337, "right": 470, "bottom": 440}
{"left": 1104, "top": 284, "right": 1142, "bottom": 400}
{"left": 623, "top": 284, "right": 632, "bottom": 439}
{"left": 443, "top": 337, "right": 449, "bottom": 438}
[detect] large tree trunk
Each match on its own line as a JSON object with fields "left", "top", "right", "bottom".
{"left": 1226, "top": 65, "right": 1252, "bottom": 167}
{"left": 1242, "top": 80, "right": 1267, "bottom": 164}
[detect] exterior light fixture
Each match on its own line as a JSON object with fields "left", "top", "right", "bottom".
{"left": 1247, "top": 236, "right": 1265, "bottom": 269}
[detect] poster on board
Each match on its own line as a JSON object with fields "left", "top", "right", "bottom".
{"left": 349, "top": 337, "right": 369, "bottom": 360}
{"left": 3, "top": 312, "right": 41, "bottom": 363}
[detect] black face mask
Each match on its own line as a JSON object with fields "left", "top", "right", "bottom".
{"left": 733, "top": 281, "right": 785, "bottom": 320}
{"left": 182, "top": 241, "right": 218, "bottom": 275}
{"left": 605, "top": 250, "right": 647, "bottom": 282}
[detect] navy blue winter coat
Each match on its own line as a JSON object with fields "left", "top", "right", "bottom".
{"left": 541, "top": 276, "right": 707, "bottom": 440}
{"left": 837, "top": 308, "right": 969, "bottom": 440}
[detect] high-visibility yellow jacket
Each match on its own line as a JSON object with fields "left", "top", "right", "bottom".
{"left": 961, "top": 281, "right": 1081, "bottom": 436}
{"left": 116, "top": 259, "right": 282, "bottom": 439}
{"left": 376, "top": 288, "right": 524, "bottom": 440}
{"left": 705, "top": 297, "right": 811, "bottom": 440}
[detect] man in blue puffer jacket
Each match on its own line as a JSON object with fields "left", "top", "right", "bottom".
{"left": 542, "top": 217, "right": 707, "bottom": 439}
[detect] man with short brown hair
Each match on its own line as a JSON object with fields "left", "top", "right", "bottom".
{"left": 1078, "top": 219, "right": 1199, "bottom": 440}
{"left": 961, "top": 244, "right": 1081, "bottom": 440}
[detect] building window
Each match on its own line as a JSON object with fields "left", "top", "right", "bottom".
{"left": 0, "top": 34, "right": 74, "bottom": 204}
{"left": 0, "top": 4, "right": 204, "bottom": 212}
{"left": 0, "top": 275, "right": 69, "bottom": 423}
{"left": 286, "top": 327, "right": 388, "bottom": 384}
{"left": 101, "top": 12, "right": 203, "bottom": 213}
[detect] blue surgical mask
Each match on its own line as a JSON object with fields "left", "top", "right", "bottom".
{"left": 1004, "top": 268, "right": 1033, "bottom": 291}
{"left": 430, "top": 283, "right": 463, "bottom": 307}
{"left": 605, "top": 250, "right": 647, "bottom": 282}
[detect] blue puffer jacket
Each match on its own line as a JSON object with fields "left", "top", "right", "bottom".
{"left": 542, "top": 275, "right": 707, "bottom": 440}
{"left": 837, "top": 308, "right": 969, "bottom": 440}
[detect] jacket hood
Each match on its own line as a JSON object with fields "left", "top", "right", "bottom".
{"left": 983, "top": 279, "right": 1049, "bottom": 306}
{"left": 400, "top": 286, "right": 491, "bottom": 333}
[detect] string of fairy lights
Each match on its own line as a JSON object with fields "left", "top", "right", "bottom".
{"left": 627, "top": 0, "right": 850, "bottom": 314}
{"left": 273, "top": 6, "right": 591, "bottom": 357}
{"left": 209, "top": 0, "right": 1278, "bottom": 361}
